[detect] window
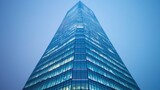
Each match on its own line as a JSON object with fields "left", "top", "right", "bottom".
{"left": 74, "top": 61, "right": 86, "bottom": 69}
{"left": 73, "top": 70, "right": 87, "bottom": 79}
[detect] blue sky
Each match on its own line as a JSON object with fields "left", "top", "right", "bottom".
{"left": 0, "top": 0, "right": 160, "bottom": 90}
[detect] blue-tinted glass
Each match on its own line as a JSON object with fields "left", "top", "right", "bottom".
{"left": 23, "top": 1, "right": 140, "bottom": 90}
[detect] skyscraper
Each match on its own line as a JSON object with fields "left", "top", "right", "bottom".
{"left": 23, "top": 1, "right": 140, "bottom": 90}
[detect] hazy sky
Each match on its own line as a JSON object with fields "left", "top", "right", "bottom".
{"left": 0, "top": 0, "right": 160, "bottom": 90}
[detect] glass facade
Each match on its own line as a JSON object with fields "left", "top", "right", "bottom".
{"left": 23, "top": 1, "right": 140, "bottom": 90}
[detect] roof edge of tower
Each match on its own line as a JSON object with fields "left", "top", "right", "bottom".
{"left": 66, "top": 1, "right": 92, "bottom": 16}
{"left": 76, "top": 1, "right": 87, "bottom": 9}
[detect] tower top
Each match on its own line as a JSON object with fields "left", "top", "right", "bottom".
{"left": 75, "top": 1, "right": 86, "bottom": 9}
{"left": 66, "top": 1, "right": 93, "bottom": 16}
{"left": 77, "top": 1, "right": 82, "bottom": 4}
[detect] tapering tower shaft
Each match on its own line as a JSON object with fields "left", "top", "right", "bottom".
{"left": 23, "top": 1, "right": 140, "bottom": 90}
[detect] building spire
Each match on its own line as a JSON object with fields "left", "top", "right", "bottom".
{"left": 77, "top": 1, "right": 83, "bottom": 4}
{"left": 76, "top": 1, "right": 84, "bottom": 8}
